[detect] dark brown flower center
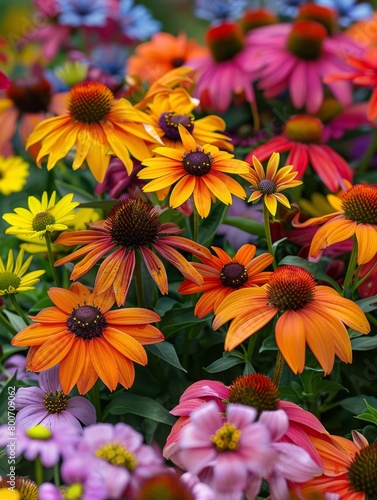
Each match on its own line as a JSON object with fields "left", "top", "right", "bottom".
{"left": 105, "top": 198, "right": 161, "bottom": 248}
{"left": 32, "top": 211, "right": 55, "bottom": 232}
{"left": 267, "top": 265, "right": 316, "bottom": 311}
{"left": 68, "top": 81, "right": 113, "bottom": 124}
{"left": 182, "top": 148, "right": 213, "bottom": 176}
{"left": 43, "top": 390, "right": 68, "bottom": 413}
{"left": 258, "top": 179, "right": 277, "bottom": 194}
{"left": 287, "top": 20, "right": 327, "bottom": 60}
{"left": 171, "top": 57, "right": 185, "bottom": 68}
{"left": 66, "top": 305, "right": 107, "bottom": 340}
{"left": 341, "top": 184, "right": 377, "bottom": 225}
{"left": 205, "top": 21, "right": 245, "bottom": 63}
{"left": 228, "top": 373, "right": 279, "bottom": 412}
{"left": 284, "top": 115, "right": 323, "bottom": 143}
{"left": 6, "top": 75, "right": 52, "bottom": 114}
{"left": 347, "top": 443, "right": 377, "bottom": 496}
{"left": 220, "top": 263, "right": 248, "bottom": 288}
{"left": 158, "top": 111, "right": 195, "bottom": 141}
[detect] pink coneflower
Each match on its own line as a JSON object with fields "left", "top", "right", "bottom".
{"left": 246, "top": 14, "right": 361, "bottom": 114}
{"left": 185, "top": 21, "right": 261, "bottom": 113}
{"left": 246, "top": 114, "right": 353, "bottom": 191}
{"left": 15, "top": 365, "right": 96, "bottom": 431}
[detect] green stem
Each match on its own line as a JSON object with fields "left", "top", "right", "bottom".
{"left": 88, "top": 382, "right": 102, "bottom": 421}
{"left": 135, "top": 252, "right": 145, "bottom": 308}
{"left": 193, "top": 205, "right": 200, "bottom": 243}
{"left": 343, "top": 237, "right": 358, "bottom": 293}
{"left": 355, "top": 127, "right": 377, "bottom": 175}
{"left": 272, "top": 350, "right": 285, "bottom": 387}
{"left": 45, "top": 232, "right": 60, "bottom": 287}
{"left": 247, "top": 334, "right": 258, "bottom": 364}
{"left": 35, "top": 456, "right": 43, "bottom": 485}
{"left": 9, "top": 294, "right": 30, "bottom": 326}
{"left": 54, "top": 462, "right": 60, "bottom": 487}
{"left": 263, "top": 203, "right": 277, "bottom": 269}
{"left": 0, "top": 310, "right": 17, "bottom": 337}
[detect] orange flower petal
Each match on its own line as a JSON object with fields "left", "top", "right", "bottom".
{"left": 29, "top": 332, "right": 75, "bottom": 371}
{"left": 213, "top": 288, "right": 269, "bottom": 329}
{"left": 76, "top": 350, "right": 98, "bottom": 395}
{"left": 59, "top": 337, "right": 86, "bottom": 394}
{"left": 103, "top": 326, "right": 148, "bottom": 365}
{"left": 88, "top": 338, "right": 119, "bottom": 391}
{"left": 275, "top": 311, "right": 306, "bottom": 374}
{"left": 105, "top": 307, "right": 160, "bottom": 325}
{"left": 355, "top": 223, "right": 377, "bottom": 264}
{"left": 140, "top": 246, "right": 168, "bottom": 294}
{"left": 310, "top": 218, "right": 356, "bottom": 258}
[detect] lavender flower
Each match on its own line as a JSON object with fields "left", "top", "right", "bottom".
{"left": 15, "top": 365, "right": 96, "bottom": 431}
{"left": 56, "top": 0, "right": 111, "bottom": 27}
{"left": 194, "top": 0, "right": 249, "bottom": 22}
{"left": 316, "top": 0, "right": 374, "bottom": 27}
{"left": 0, "top": 354, "right": 39, "bottom": 382}
{"left": 119, "top": 0, "right": 161, "bottom": 42}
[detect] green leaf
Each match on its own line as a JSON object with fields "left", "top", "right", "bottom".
{"left": 351, "top": 335, "right": 377, "bottom": 351}
{"left": 198, "top": 202, "right": 229, "bottom": 247}
{"left": 222, "top": 216, "right": 265, "bottom": 237}
{"left": 78, "top": 200, "right": 118, "bottom": 211}
{"left": 146, "top": 342, "right": 187, "bottom": 372}
{"left": 355, "top": 294, "right": 377, "bottom": 313}
{"left": 54, "top": 180, "right": 98, "bottom": 202}
{"left": 278, "top": 256, "right": 342, "bottom": 292}
{"left": 3, "top": 309, "right": 27, "bottom": 331}
{"left": 160, "top": 306, "right": 209, "bottom": 336}
{"left": 105, "top": 393, "right": 175, "bottom": 425}
{"left": 340, "top": 395, "right": 377, "bottom": 415}
{"left": 259, "top": 335, "right": 278, "bottom": 352}
{"left": 0, "top": 374, "right": 18, "bottom": 425}
{"left": 204, "top": 352, "right": 245, "bottom": 373}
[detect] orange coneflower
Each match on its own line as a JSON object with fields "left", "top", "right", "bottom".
{"left": 25, "top": 81, "right": 160, "bottom": 183}
{"left": 138, "top": 86, "right": 233, "bottom": 151}
{"left": 301, "top": 431, "right": 376, "bottom": 499}
{"left": 242, "top": 152, "right": 302, "bottom": 216}
{"left": 139, "top": 125, "right": 250, "bottom": 218}
{"left": 292, "top": 183, "right": 377, "bottom": 265}
{"left": 178, "top": 244, "right": 274, "bottom": 318}
{"left": 11, "top": 282, "right": 164, "bottom": 395}
{"left": 212, "top": 265, "right": 370, "bottom": 375}
{"left": 54, "top": 198, "right": 211, "bottom": 306}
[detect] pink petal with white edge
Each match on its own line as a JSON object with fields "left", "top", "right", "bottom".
{"left": 271, "top": 442, "right": 323, "bottom": 480}
{"left": 259, "top": 410, "right": 289, "bottom": 441}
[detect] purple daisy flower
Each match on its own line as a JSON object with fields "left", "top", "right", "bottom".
{"left": 56, "top": 0, "right": 111, "bottom": 27}
{"left": 75, "top": 422, "right": 167, "bottom": 498}
{"left": 15, "top": 365, "right": 96, "bottom": 431}
{"left": 119, "top": 0, "right": 161, "bottom": 42}
{"left": 0, "top": 354, "right": 39, "bottom": 382}
{"left": 0, "top": 423, "right": 80, "bottom": 467}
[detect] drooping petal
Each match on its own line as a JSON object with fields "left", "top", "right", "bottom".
{"left": 274, "top": 311, "right": 307, "bottom": 374}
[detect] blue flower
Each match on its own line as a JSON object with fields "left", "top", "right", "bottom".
{"left": 119, "top": 0, "right": 161, "bottom": 41}
{"left": 194, "top": 0, "right": 250, "bottom": 22}
{"left": 316, "top": 0, "right": 374, "bottom": 27}
{"left": 56, "top": 0, "right": 111, "bottom": 27}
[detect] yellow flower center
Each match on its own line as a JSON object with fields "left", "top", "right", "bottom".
{"left": 284, "top": 115, "right": 323, "bottom": 143}
{"left": 205, "top": 22, "right": 245, "bottom": 63}
{"left": 32, "top": 211, "right": 55, "bottom": 232}
{"left": 258, "top": 179, "right": 277, "bottom": 194}
{"left": 286, "top": 20, "right": 327, "bottom": 60}
{"left": 211, "top": 422, "right": 241, "bottom": 452}
{"left": 228, "top": 373, "right": 279, "bottom": 412}
{"left": 158, "top": 111, "right": 195, "bottom": 141}
{"left": 182, "top": 147, "right": 213, "bottom": 176}
{"left": 0, "top": 271, "right": 21, "bottom": 294}
{"left": 316, "top": 97, "right": 343, "bottom": 124}
{"left": 0, "top": 478, "right": 38, "bottom": 500}
{"left": 66, "top": 305, "right": 107, "bottom": 340}
{"left": 68, "top": 81, "right": 114, "bottom": 124}
{"left": 341, "top": 184, "right": 377, "bottom": 225}
{"left": 267, "top": 265, "right": 316, "bottom": 311}
{"left": 347, "top": 443, "right": 377, "bottom": 496}
{"left": 64, "top": 483, "right": 84, "bottom": 500}
{"left": 95, "top": 441, "right": 138, "bottom": 470}
{"left": 6, "top": 75, "right": 52, "bottom": 114}
{"left": 220, "top": 263, "right": 248, "bottom": 288}
{"left": 296, "top": 3, "right": 337, "bottom": 36}
{"left": 26, "top": 425, "right": 52, "bottom": 440}
{"left": 105, "top": 198, "right": 161, "bottom": 248}
{"left": 43, "top": 390, "right": 69, "bottom": 413}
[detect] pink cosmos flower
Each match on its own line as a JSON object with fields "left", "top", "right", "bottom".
{"left": 164, "top": 376, "right": 327, "bottom": 470}
{"left": 15, "top": 365, "right": 96, "bottom": 431}
{"left": 185, "top": 21, "right": 261, "bottom": 112}
{"left": 246, "top": 114, "right": 353, "bottom": 192}
{"left": 246, "top": 19, "right": 361, "bottom": 114}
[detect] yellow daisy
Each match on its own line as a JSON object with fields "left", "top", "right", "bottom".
{"left": 0, "top": 155, "right": 29, "bottom": 195}
{"left": 0, "top": 248, "right": 45, "bottom": 296}
{"left": 2, "top": 191, "right": 79, "bottom": 239}
{"left": 25, "top": 81, "right": 161, "bottom": 183}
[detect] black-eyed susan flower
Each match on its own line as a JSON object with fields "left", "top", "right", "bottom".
{"left": 0, "top": 249, "right": 45, "bottom": 296}
{"left": 0, "top": 155, "right": 29, "bottom": 196}
{"left": 178, "top": 244, "right": 273, "bottom": 318}
{"left": 11, "top": 282, "right": 164, "bottom": 395}
{"left": 293, "top": 183, "right": 377, "bottom": 265}
{"left": 213, "top": 265, "right": 370, "bottom": 375}
{"left": 2, "top": 191, "right": 79, "bottom": 239}
{"left": 242, "top": 152, "right": 302, "bottom": 216}
{"left": 139, "top": 125, "right": 250, "bottom": 218}
{"left": 54, "top": 198, "right": 211, "bottom": 306}
{"left": 25, "top": 81, "right": 161, "bottom": 183}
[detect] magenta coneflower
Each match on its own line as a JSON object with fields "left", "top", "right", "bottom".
{"left": 15, "top": 365, "right": 96, "bottom": 431}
